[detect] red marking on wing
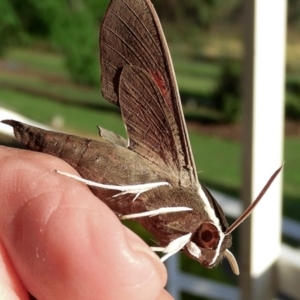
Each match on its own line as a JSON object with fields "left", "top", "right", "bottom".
{"left": 150, "top": 70, "right": 172, "bottom": 109}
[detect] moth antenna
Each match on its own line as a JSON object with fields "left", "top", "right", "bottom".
{"left": 224, "top": 250, "right": 239, "bottom": 275}
{"left": 225, "top": 165, "right": 283, "bottom": 235}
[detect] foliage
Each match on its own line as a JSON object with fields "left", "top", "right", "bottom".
{"left": 212, "top": 59, "right": 241, "bottom": 122}
{"left": 153, "top": 0, "right": 240, "bottom": 30}
{"left": 288, "top": 0, "right": 300, "bottom": 27}
{"left": 53, "top": 8, "right": 100, "bottom": 85}
{"left": 0, "top": 0, "right": 23, "bottom": 55}
{"left": 286, "top": 78, "right": 300, "bottom": 120}
{"left": 0, "top": 0, "right": 110, "bottom": 86}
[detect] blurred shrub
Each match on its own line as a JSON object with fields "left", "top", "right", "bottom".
{"left": 212, "top": 59, "right": 241, "bottom": 123}
{"left": 53, "top": 8, "right": 99, "bottom": 86}
{"left": 287, "top": 0, "right": 300, "bottom": 27}
{"left": 1, "top": 0, "right": 110, "bottom": 86}
{"left": 286, "top": 78, "right": 300, "bottom": 120}
{"left": 0, "top": 0, "right": 23, "bottom": 55}
{"left": 153, "top": 0, "right": 241, "bottom": 31}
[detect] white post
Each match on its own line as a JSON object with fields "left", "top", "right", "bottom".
{"left": 241, "top": 0, "right": 286, "bottom": 299}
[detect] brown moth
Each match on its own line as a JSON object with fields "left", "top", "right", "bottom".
{"left": 2, "top": 0, "right": 282, "bottom": 275}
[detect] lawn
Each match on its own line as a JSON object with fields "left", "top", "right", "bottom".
{"left": 0, "top": 88, "right": 124, "bottom": 136}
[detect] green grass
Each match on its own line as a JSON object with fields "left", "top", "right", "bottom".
{"left": 5, "top": 48, "right": 68, "bottom": 77}
{"left": 0, "top": 88, "right": 125, "bottom": 136}
{"left": 174, "top": 59, "right": 221, "bottom": 78}
{"left": 176, "top": 73, "right": 217, "bottom": 95}
{"left": 283, "top": 138, "right": 300, "bottom": 219}
{"left": 0, "top": 73, "right": 111, "bottom": 108}
{"left": 1, "top": 47, "right": 221, "bottom": 117}
{"left": 284, "top": 138, "right": 300, "bottom": 197}
{"left": 190, "top": 133, "right": 241, "bottom": 189}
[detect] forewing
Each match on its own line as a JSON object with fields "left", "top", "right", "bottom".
{"left": 100, "top": 0, "right": 198, "bottom": 187}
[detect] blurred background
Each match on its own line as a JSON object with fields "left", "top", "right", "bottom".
{"left": 0, "top": 0, "right": 299, "bottom": 299}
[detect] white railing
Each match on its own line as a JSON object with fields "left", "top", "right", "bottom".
{"left": 166, "top": 2, "right": 290, "bottom": 298}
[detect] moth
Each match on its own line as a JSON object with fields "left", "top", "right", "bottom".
{"left": 2, "top": 0, "right": 282, "bottom": 275}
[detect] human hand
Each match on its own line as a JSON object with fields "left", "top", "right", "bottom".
{"left": 0, "top": 147, "right": 173, "bottom": 300}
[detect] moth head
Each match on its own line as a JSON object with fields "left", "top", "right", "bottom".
{"left": 184, "top": 221, "right": 239, "bottom": 274}
{"left": 184, "top": 165, "right": 283, "bottom": 275}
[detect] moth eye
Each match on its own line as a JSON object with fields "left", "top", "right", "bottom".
{"left": 195, "top": 223, "right": 220, "bottom": 249}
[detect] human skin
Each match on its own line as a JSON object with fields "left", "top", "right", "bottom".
{"left": 0, "top": 147, "right": 173, "bottom": 300}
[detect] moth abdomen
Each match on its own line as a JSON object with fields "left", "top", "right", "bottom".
{"left": 2, "top": 120, "right": 96, "bottom": 167}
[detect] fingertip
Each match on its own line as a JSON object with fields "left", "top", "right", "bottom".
{"left": 0, "top": 242, "right": 30, "bottom": 300}
{"left": 123, "top": 226, "right": 168, "bottom": 286}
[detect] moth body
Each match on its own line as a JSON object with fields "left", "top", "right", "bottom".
{"left": 4, "top": 120, "right": 232, "bottom": 270}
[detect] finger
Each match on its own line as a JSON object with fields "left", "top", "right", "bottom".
{"left": 0, "top": 147, "right": 171, "bottom": 300}
{"left": 0, "top": 242, "right": 30, "bottom": 300}
{"left": 156, "top": 289, "right": 174, "bottom": 300}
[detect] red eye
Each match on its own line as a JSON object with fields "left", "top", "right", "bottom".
{"left": 194, "top": 223, "right": 220, "bottom": 249}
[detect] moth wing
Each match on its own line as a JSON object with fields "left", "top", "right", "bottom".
{"left": 119, "top": 65, "right": 185, "bottom": 183}
{"left": 97, "top": 126, "right": 128, "bottom": 147}
{"left": 100, "top": 0, "right": 198, "bottom": 187}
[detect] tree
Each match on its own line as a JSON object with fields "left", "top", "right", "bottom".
{"left": 1, "top": 0, "right": 110, "bottom": 86}
{"left": 0, "top": 0, "right": 23, "bottom": 55}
